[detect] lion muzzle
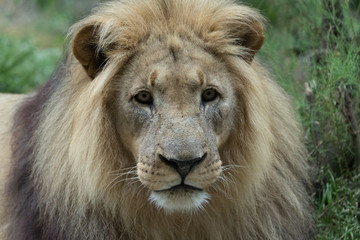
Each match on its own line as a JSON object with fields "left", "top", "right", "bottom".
{"left": 137, "top": 116, "right": 221, "bottom": 212}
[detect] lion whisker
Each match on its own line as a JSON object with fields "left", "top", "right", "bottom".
{"left": 114, "top": 176, "right": 139, "bottom": 184}
{"left": 135, "top": 183, "right": 147, "bottom": 196}
{"left": 111, "top": 170, "right": 137, "bottom": 177}
{"left": 109, "top": 166, "right": 137, "bottom": 174}
{"left": 105, "top": 172, "right": 139, "bottom": 191}
{"left": 217, "top": 177, "right": 231, "bottom": 189}
{"left": 221, "top": 164, "right": 247, "bottom": 171}
{"left": 209, "top": 182, "right": 228, "bottom": 196}
{"left": 127, "top": 177, "right": 141, "bottom": 185}
{"left": 215, "top": 172, "right": 236, "bottom": 190}
{"left": 106, "top": 176, "right": 140, "bottom": 191}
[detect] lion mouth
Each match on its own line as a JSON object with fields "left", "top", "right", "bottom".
{"left": 156, "top": 183, "right": 203, "bottom": 192}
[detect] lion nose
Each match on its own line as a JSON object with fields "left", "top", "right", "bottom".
{"left": 159, "top": 153, "right": 207, "bottom": 179}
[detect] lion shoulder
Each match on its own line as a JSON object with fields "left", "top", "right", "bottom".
{"left": 0, "top": 94, "right": 26, "bottom": 227}
{"left": 0, "top": 94, "right": 26, "bottom": 161}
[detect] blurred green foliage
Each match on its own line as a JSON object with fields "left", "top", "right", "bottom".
{"left": 15, "top": 0, "right": 73, "bottom": 9}
{"left": 0, "top": 35, "right": 61, "bottom": 93}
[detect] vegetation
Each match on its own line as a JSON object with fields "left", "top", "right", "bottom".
{"left": 251, "top": 0, "right": 360, "bottom": 239}
{"left": 1, "top": 0, "right": 359, "bottom": 238}
{"left": 0, "top": 35, "right": 61, "bottom": 93}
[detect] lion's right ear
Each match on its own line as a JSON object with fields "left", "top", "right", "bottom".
{"left": 72, "top": 25, "right": 107, "bottom": 79}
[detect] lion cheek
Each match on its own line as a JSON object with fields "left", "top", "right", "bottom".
{"left": 137, "top": 161, "right": 181, "bottom": 191}
{"left": 215, "top": 124, "right": 233, "bottom": 148}
{"left": 185, "top": 159, "right": 222, "bottom": 189}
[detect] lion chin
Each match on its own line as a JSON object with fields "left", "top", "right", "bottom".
{"left": 149, "top": 186, "right": 210, "bottom": 212}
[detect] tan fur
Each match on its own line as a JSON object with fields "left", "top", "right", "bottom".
{"left": 0, "top": 94, "right": 26, "bottom": 238}
{"left": 0, "top": 1, "right": 313, "bottom": 239}
{"left": 0, "top": 94, "right": 25, "bottom": 188}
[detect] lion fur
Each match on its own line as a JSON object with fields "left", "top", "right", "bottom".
{"left": 0, "top": 0, "right": 313, "bottom": 239}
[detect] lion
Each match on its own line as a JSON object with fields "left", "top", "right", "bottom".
{"left": 0, "top": 0, "right": 314, "bottom": 239}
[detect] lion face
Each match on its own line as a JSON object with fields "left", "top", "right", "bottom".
{"left": 71, "top": 0, "right": 265, "bottom": 214}
{"left": 114, "top": 39, "right": 236, "bottom": 211}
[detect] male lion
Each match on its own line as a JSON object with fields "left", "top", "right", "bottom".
{"left": 0, "top": 0, "right": 314, "bottom": 239}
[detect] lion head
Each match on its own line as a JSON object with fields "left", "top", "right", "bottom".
{"left": 68, "top": 0, "right": 265, "bottom": 212}
{"left": 3, "top": 0, "right": 313, "bottom": 239}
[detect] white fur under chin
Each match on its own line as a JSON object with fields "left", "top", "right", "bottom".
{"left": 149, "top": 190, "right": 210, "bottom": 212}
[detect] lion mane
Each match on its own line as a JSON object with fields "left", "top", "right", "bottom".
{"left": 0, "top": 0, "right": 314, "bottom": 239}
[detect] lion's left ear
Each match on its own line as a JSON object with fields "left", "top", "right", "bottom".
{"left": 72, "top": 25, "right": 107, "bottom": 79}
{"left": 232, "top": 19, "right": 265, "bottom": 62}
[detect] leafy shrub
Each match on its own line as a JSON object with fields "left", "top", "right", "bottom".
{"left": 0, "top": 35, "right": 61, "bottom": 93}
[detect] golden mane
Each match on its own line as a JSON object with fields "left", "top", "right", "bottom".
{"left": 1, "top": 0, "right": 314, "bottom": 239}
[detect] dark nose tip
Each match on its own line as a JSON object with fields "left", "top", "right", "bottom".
{"left": 159, "top": 153, "right": 207, "bottom": 179}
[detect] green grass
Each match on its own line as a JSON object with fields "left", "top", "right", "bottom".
{"left": 316, "top": 169, "right": 360, "bottom": 239}
{"left": 1, "top": 0, "right": 360, "bottom": 239}
{"left": 252, "top": 0, "right": 360, "bottom": 238}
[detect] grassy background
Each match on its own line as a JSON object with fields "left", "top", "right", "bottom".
{"left": 0, "top": 0, "right": 359, "bottom": 238}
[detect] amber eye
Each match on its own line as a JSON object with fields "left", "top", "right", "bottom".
{"left": 201, "top": 88, "right": 218, "bottom": 102}
{"left": 134, "top": 91, "right": 153, "bottom": 105}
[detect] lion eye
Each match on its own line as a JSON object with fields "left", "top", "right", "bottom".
{"left": 201, "top": 89, "right": 218, "bottom": 102}
{"left": 134, "top": 91, "right": 153, "bottom": 105}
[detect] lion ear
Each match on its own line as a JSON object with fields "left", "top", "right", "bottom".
{"left": 233, "top": 19, "right": 265, "bottom": 62}
{"left": 72, "top": 25, "right": 107, "bottom": 79}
